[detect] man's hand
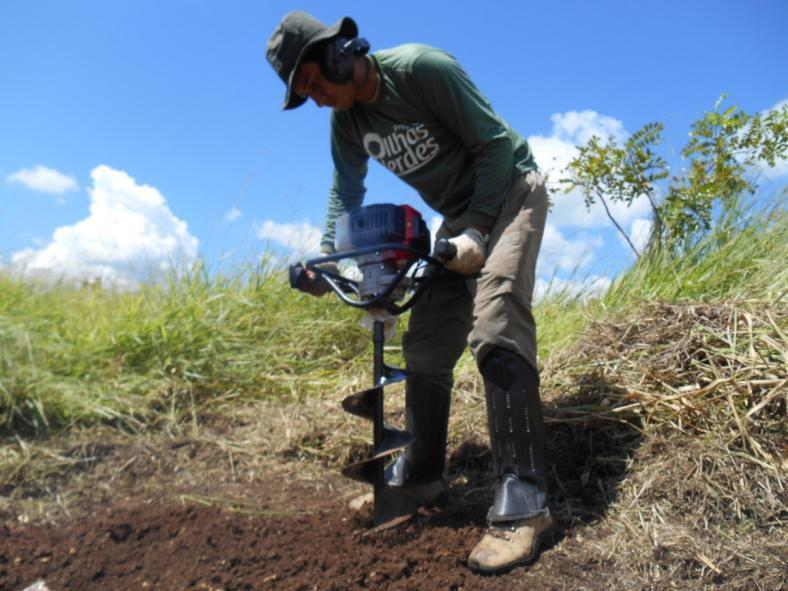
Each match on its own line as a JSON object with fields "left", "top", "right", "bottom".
{"left": 290, "top": 261, "right": 340, "bottom": 297}
{"left": 436, "top": 228, "right": 488, "bottom": 275}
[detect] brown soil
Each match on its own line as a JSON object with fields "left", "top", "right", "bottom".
{"left": 0, "top": 423, "right": 615, "bottom": 591}
{"left": 2, "top": 489, "right": 608, "bottom": 591}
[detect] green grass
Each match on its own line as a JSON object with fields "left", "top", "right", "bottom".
{"left": 604, "top": 202, "right": 788, "bottom": 307}
{"left": 535, "top": 198, "right": 788, "bottom": 361}
{"left": 0, "top": 263, "right": 369, "bottom": 435}
{"left": 1, "top": 200, "right": 786, "bottom": 436}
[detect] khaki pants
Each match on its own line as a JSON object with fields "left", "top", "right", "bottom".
{"left": 403, "top": 171, "right": 548, "bottom": 382}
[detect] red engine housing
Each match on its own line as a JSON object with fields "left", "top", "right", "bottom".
{"left": 335, "top": 203, "right": 431, "bottom": 264}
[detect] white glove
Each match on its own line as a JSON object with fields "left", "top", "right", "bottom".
{"left": 443, "top": 228, "right": 488, "bottom": 275}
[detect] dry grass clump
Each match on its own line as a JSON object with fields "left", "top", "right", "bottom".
{"left": 540, "top": 301, "right": 786, "bottom": 589}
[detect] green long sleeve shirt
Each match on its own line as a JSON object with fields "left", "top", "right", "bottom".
{"left": 321, "top": 43, "right": 537, "bottom": 252}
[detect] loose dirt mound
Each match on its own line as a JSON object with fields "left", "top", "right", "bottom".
{"left": 1, "top": 495, "right": 613, "bottom": 591}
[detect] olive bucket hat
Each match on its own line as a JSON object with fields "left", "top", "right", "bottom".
{"left": 266, "top": 11, "right": 358, "bottom": 110}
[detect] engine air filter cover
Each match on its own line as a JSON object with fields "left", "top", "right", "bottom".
{"left": 335, "top": 204, "right": 430, "bottom": 256}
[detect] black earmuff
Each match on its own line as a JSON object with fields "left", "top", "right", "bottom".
{"left": 321, "top": 36, "right": 370, "bottom": 84}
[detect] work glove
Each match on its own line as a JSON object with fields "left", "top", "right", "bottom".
{"left": 436, "top": 228, "right": 488, "bottom": 275}
{"left": 291, "top": 261, "right": 340, "bottom": 297}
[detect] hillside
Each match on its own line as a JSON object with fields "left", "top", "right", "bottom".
{"left": 1, "top": 209, "right": 786, "bottom": 590}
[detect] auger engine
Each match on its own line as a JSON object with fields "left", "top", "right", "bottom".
{"left": 334, "top": 203, "right": 431, "bottom": 305}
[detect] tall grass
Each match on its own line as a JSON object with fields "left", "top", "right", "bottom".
{"left": 0, "top": 263, "right": 368, "bottom": 435}
{"left": 605, "top": 201, "right": 788, "bottom": 307}
{"left": 1, "top": 199, "right": 785, "bottom": 436}
{"left": 534, "top": 197, "right": 788, "bottom": 360}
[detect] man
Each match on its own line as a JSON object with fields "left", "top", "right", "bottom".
{"left": 266, "top": 11, "right": 552, "bottom": 574}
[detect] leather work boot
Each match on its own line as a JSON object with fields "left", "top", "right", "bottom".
{"left": 349, "top": 373, "right": 451, "bottom": 514}
{"left": 467, "top": 510, "right": 554, "bottom": 574}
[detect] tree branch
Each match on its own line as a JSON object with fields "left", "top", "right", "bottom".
{"left": 597, "top": 192, "right": 640, "bottom": 257}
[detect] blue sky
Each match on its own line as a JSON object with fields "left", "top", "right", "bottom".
{"left": 1, "top": 0, "right": 786, "bottom": 291}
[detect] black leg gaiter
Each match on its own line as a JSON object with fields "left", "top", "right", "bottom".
{"left": 481, "top": 347, "right": 548, "bottom": 522}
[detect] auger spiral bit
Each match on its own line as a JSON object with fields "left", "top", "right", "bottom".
{"left": 339, "top": 336, "right": 418, "bottom": 527}
{"left": 288, "top": 203, "right": 454, "bottom": 530}
{"left": 341, "top": 321, "right": 419, "bottom": 528}
{"left": 341, "top": 364, "right": 407, "bottom": 419}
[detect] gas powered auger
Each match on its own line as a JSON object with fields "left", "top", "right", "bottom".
{"left": 289, "top": 203, "right": 455, "bottom": 530}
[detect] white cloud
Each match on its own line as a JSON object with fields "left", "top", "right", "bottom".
{"left": 7, "top": 165, "right": 78, "bottom": 195}
{"left": 537, "top": 223, "right": 602, "bottom": 274}
{"left": 224, "top": 207, "right": 242, "bottom": 222}
{"left": 529, "top": 110, "right": 627, "bottom": 182}
{"left": 528, "top": 110, "right": 652, "bottom": 229}
{"left": 257, "top": 220, "right": 322, "bottom": 258}
{"left": 550, "top": 188, "right": 652, "bottom": 231}
{"left": 9, "top": 165, "right": 198, "bottom": 288}
{"left": 629, "top": 218, "right": 652, "bottom": 254}
{"left": 534, "top": 275, "right": 612, "bottom": 303}
{"left": 550, "top": 110, "right": 627, "bottom": 146}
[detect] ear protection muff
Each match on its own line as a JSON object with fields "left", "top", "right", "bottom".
{"left": 321, "top": 36, "right": 370, "bottom": 84}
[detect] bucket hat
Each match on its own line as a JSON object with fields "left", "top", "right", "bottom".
{"left": 266, "top": 11, "right": 358, "bottom": 110}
